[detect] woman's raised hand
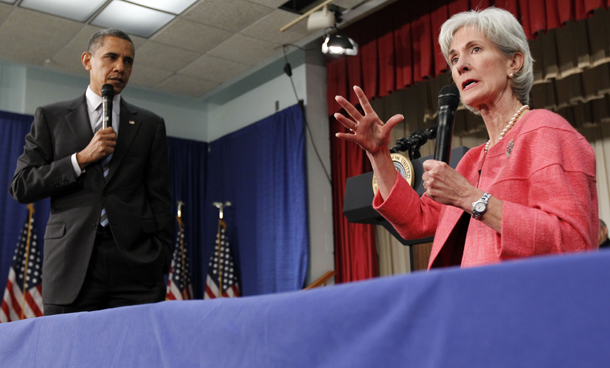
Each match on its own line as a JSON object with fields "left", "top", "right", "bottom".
{"left": 334, "top": 86, "right": 404, "bottom": 155}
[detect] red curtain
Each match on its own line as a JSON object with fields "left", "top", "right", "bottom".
{"left": 330, "top": 116, "right": 378, "bottom": 283}
{"left": 328, "top": 0, "right": 609, "bottom": 283}
{"left": 327, "top": 0, "right": 610, "bottom": 115}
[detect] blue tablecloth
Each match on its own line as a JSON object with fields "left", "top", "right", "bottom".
{"left": 2, "top": 251, "right": 609, "bottom": 367}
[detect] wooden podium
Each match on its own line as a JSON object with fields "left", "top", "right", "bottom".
{"left": 342, "top": 147, "right": 469, "bottom": 270}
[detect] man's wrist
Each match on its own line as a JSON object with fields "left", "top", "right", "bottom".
{"left": 72, "top": 153, "right": 85, "bottom": 175}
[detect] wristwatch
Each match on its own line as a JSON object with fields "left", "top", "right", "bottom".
{"left": 472, "top": 193, "right": 491, "bottom": 220}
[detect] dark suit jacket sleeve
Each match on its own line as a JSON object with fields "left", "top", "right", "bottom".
{"left": 144, "top": 117, "right": 173, "bottom": 264}
{"left": 9, "top": 107, "right": 79, "bottom": 204}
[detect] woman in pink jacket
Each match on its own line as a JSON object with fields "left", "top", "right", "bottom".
{"left": 334, "top": 7, "right": 598, "bottom": 269}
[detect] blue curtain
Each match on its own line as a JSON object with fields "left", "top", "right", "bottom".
{"left": 205, "top": 104, "right": 308, "bottom": 296}
{"left": 0, "top": 104, "right": 308, "bottom": 300}
{"left": 0, "top": 111, "right": 50, "bottom": 292}
{"left": 167, "top": 137, "right": 208, "bottom": 299}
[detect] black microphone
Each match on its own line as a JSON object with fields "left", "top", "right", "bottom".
{"left": 390, "top": 125, "right": 438, "bottom": 158}
{"left": 101, "top": 84, "right": 114, "bottom": 130}
{"left": 434, "top": 85, "right": 460, "bottom": 163}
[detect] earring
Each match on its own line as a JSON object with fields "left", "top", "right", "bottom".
{"left": 509, "top": 73, "right": 514, "bottom": 78}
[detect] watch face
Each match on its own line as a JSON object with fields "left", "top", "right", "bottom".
{"left": 474, "top": 202, "right": 486, "bottom": 212}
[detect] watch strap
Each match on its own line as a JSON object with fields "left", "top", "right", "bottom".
{"left": 472, "top": 192, "right": 491, "bottom": 220}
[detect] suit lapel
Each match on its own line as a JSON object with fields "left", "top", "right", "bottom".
{"left": 66, "top": 94, "right": 94, "bottom": 151}
{"left": 104, "top": 98, "right": 141, "bottom": 184}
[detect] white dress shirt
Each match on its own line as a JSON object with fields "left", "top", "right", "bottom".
{"left": 71, "top": 86, "right": 121, "bottom": 176}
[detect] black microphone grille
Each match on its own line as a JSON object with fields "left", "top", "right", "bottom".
{"left": 438, "top": 85, "right": 460, "bottom": 109}
{"left": 101, "top": 84, "right": 115, "bottom": 98}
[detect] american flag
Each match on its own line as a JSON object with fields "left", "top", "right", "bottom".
{"left": 205, "top": 219, "right": 240, "bottom": 299}
{"left": 166, "top": 218, "right": 193, "bottom": 301}
{"left": 1, "top": 205, "right": 44, "bottom": 322}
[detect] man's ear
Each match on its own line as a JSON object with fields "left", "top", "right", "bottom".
{"left": 81, "top": 52, "right": 92, "bottom": 71}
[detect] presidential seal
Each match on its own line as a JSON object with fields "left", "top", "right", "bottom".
{"left": 372, "top": 153, "right": 414, "bottom": 193}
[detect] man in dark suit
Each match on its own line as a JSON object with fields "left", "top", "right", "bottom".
{"left": 9, "top": 29, "right": 173, "bottom": 315}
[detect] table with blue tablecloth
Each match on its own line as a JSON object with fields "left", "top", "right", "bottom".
{"left": 1, "top": 251, "right": 609, "bottom": 367}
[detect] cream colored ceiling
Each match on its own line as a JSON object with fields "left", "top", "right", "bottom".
{"left": 0, "top": 0, "right": 372, "bottom": 98}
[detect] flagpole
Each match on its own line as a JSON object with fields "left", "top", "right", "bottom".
{"left": 177, "top": 201, "right": 186, "bottom": 299}
{"left": 213, "top": 201, "right": 231, "bottom": 297}
{"left": 20, "top": 204, "right": 34, "bottom": 320}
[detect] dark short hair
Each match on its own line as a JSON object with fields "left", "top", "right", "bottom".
{"left": 87, "top": 29, "right": 134, "bottom": 55}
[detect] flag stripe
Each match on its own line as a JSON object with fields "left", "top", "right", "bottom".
{"left": 25, "top": 290, "right": 43, "bottom": 318}
{"left": 1, "top": 209, "right": 44, "bottom": 323}
{"left": 204, "top": 275, "right": 219, "bottom": 299}
{"left": 166, "top": 222, "right": 193, "bottom": 301}
{"left": 8, "top": 277, "right": 23, "bottom": 319}
{"left": 205, "top": 221, "right": 240, "bottom": 299}
{"left": 0, "top": 301, "right": 10, "bottom": 323}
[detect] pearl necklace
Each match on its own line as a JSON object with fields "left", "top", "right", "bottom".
{"left": 484, "top": 105, "right": 529, "bottom": 154}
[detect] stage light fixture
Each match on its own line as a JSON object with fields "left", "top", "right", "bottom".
{"left": 307, "top": 6, "right": 335, "bottom": 30}
{"left": 322, "top": 31, "right": 358, "bottom": 56}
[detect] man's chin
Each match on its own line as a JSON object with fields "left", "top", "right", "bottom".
{"left": 107, "top": 82, "right": 126, "bottom": 94}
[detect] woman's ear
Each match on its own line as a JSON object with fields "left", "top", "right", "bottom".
{"left": 509, "top": 52, "right": 524, "bottom": 75}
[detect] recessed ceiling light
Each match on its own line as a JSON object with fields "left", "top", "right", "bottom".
{"left": 92, "top": 1, "right": 174, "bottom": 38}
{"left": 20, "top": 0, "right": 107, "bottom": 22}
{"left": 124, "top": 0, "right": 197, "bottom": 15}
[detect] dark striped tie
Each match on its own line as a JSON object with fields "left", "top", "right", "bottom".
{"left": 94, "top": 107, "right": 113, "bottom": 227}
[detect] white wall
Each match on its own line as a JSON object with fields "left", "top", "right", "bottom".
{"left": 0, "top": 63, "right": 26, "bottom": 113}
{"left": 206, "top": 61, "right": 307, "bottom": 141}
{"left": 303, "top": 49, "right": 335, "bottom": 285}
{"left": 1, "top": 60, "right": 208, "bottom": 142}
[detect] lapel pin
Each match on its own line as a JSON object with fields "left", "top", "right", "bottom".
{"left": 129, "top": 120, "right": 135, "bottom": 125}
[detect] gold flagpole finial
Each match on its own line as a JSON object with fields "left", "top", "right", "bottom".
{"left": 212, "top": 201, "right": 231, "bottom": 219}
{"left": 177, "top": 201, "right": 184, "bottom": 219}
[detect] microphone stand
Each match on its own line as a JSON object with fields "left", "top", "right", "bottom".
{"left": 390, "top": 125, "right": 438, "bottom": 161}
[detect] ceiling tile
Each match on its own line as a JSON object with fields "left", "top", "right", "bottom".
{"left": 0, "top": 0, "right": 387, "bottom": 98}
{"left": 0, "top": 8, "right": 83, "bottom": 66}
{"left": 152, "top": 18, "right": 233, "bottom": 53}
{"left": 207, "top": 34, "right": 279, "bottom": 66}
{"left": 48, "top": 47, "right": 88, "bottom": 76}
{"left": 129, "top": 35, "right": 148, "bottom": 50}
{"left": 0, "top": 3, "right": 13, "bottom": 24}
{"left": 246, "top": 0, "right": 286, "bottom": 7}
{"left": 242, "top": 9, "right": 310, "bottom": 44}
{"left": 183, "top": 0, "right": 273, "bottom": 33}
{"left": 134, "top": 41, "right": 200, "bottom": 71}
{"left": 179, "top": 54, "right": 251, "bottom": 82}
{"left": 155, "top": 74, "right": 220, "bottom": 97}
{"left": 62, "top": 25, "right": 105, "bottom": 51}
{"left": 61, "top": 25, "right": 147, "bottom": 51}
{"left": 127, "top": 65, "right": 174, "bottom": 88}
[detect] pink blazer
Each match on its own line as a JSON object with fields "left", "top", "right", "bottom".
{"left": 374, "top": 109, "right": 598, "bottom": 269}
